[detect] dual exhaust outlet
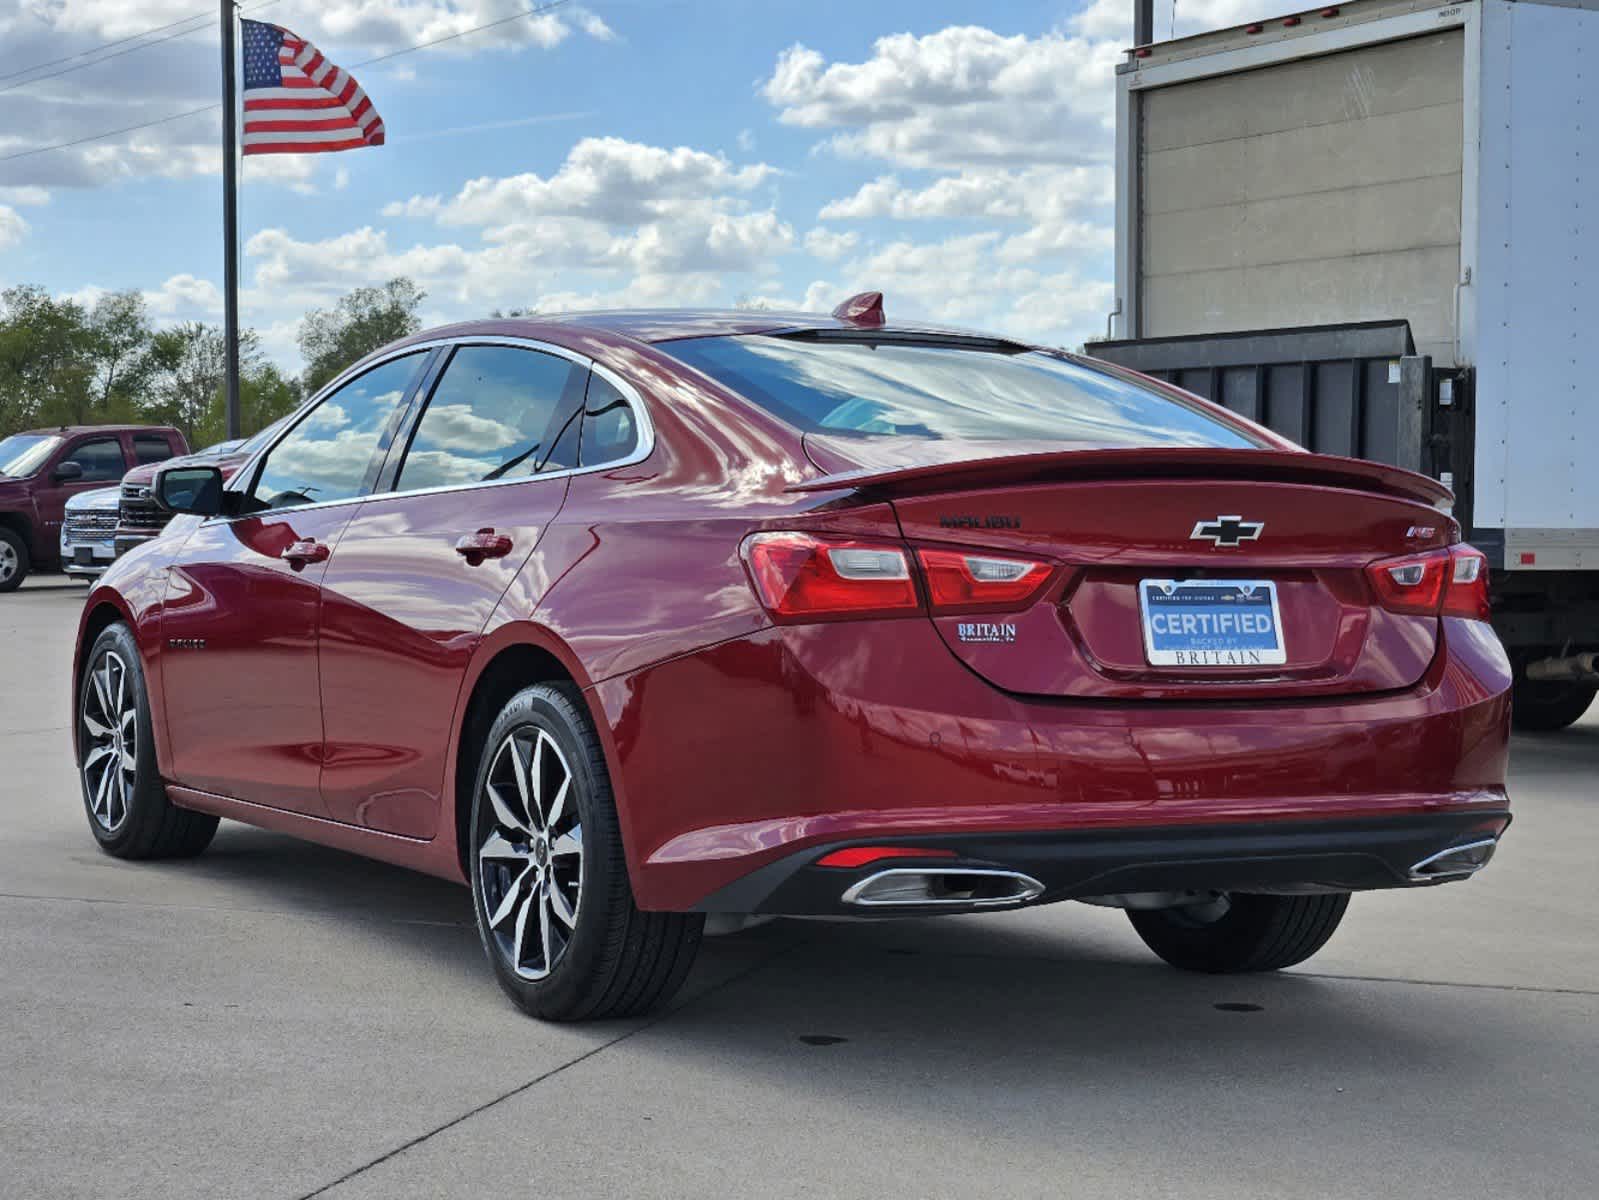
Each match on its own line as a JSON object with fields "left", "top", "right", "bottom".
{"left": 841, "top": 867, "right": 1045, "bottom": 909}
{"left": 834, "top": 835, "right": 1500, "bottom": 909}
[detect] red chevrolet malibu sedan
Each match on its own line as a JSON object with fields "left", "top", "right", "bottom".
{"left": 72, "top": 300, "right": 1512, "bottom": 1020}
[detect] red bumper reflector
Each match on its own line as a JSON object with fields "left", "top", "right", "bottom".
{"left": 815, "top": 846, "right": 958, "bottom": 869}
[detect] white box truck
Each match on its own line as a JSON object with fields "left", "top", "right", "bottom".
{"left": 1094, "top": 0, "right": 1599, "bottom": 729}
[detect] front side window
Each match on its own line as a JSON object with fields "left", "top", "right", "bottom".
{"left": 133, "top": 435, "right": 175, "bottom": 465}
{"left": 394, "top": 345, "right": 583, "bottom": 492}
{"left": 663, "top": 335, "right": 1263, "bottom": 449}
{"left": 0, "top": 434, "right": 61, "bottom": 477}
{"left": 62, "top": 438, "right": 127, "bottom": 482}
{"left": 250, "top": 353, "right": 423, "bottom": 510}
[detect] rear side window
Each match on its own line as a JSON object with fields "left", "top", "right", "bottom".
{"left": 133, "top": 435, "right": 174, "bottom": 465}
{"left": 578, "top": 374, "right": 640, "bottom": 466}
{"left": 664, "top": 335, "right": 1261, "bottom": 449}
{"left": 395, "top": 345, "right": 583, "bottom": 492}
{"left": 62, "top": 437, "right": 127, "bottom": 482}
{"left": 250, "top": 353, "right": 423, "bottom": 510}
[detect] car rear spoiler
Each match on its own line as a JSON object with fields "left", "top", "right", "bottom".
{"left": 786, "top": 447, "right": 1454, "bottom": 507}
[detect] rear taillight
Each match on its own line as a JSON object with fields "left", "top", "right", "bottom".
{"left": 917, "top": 548, "right": 1053, "bottom": 613}
{"left": 1366, "top": 545, "right": 1490, "bottom": 620}
{"left": 742, "top": 532, "right": 1056, "bottom": 622}
{"left": 1443, "top": 546, "right": 1490, "bottom": 620}
{"left": 742, "top": 532, "right": 919, "bottom": 620}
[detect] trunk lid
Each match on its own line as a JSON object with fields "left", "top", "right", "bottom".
{"left": 798, "top": 437, "right": 1456, "bottom": 701}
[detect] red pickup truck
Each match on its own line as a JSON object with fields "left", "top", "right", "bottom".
{"left": 0, "top": 425, "right": 188, "bottom": 591}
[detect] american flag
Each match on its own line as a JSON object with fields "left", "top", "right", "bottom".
{"left": 240, "top": 19, "right": 384, "bottom": 156}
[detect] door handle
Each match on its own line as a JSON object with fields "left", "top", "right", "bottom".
{"left": 281, "top": 539, "right": 330, "bottom": 569}
{"left": 454, "top": 528, "right": 514, "bottom": 565}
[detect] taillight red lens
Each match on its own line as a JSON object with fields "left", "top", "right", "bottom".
{"left": 743, "top": 532, "right": 920, "bottom": 620}
{"left": 917, "top": 548, "right": 1052, "bottom": 612}
{"left": 1366, "top": 546, "right": 1491, "bottom": 620}
{"left": 1442, "top": 546, "right": 1490, "bottom": 620}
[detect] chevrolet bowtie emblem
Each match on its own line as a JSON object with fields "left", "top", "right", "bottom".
{"left": 1190, "top": 516, "right": 1264, "bottom": 548}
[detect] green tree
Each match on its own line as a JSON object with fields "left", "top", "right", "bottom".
{"left": 0, "top": 286, "right": 93, "bottom": 434}
{"left": 192, "top": 361, "right": 302, "bottom": 448}
{"left": 298, "top": 277, "right": 425, "bottom": 394}
{"left": 86, "top": 290, "right": 155, "bottom": 420}
{"left": 144, "top": 323, "right": 263, "bottom": 447}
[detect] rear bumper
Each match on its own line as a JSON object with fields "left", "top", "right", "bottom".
{"left": 593, "top": 615, "right": 1512, "bottom": 912}
{"left": 692, "top": 808, "right": 1511, "bottom": 915}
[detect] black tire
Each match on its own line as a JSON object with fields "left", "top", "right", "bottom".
{"left": 1511, "top": 677, "right": 1596, "bottom": 733}
{"left": 0, "top": 526, "right": 28, "bottom": 592}
{"left": 77, "top": 623, "right": 218, "bottom": 859}
{"left": 468, "top": 683, "right": 702, "bottom": 1021}
{"left": 1127, "top": 892, "right": 1350, "bottom": 974}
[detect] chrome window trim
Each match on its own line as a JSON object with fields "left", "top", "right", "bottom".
{"left": 208, "top": 335, "right": 653, "bottom": 524}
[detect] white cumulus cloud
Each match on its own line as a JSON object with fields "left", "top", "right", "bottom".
{"left": 0, "top": 204, "right": 28, "bottom": 250}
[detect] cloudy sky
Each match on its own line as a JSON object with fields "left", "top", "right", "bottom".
{"left": 0, "top": 0, "right": 1261, "bottom": 367}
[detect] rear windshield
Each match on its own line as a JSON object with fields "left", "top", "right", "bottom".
{"left": 664, "top": 335, "right": 1260, "bottom": 449}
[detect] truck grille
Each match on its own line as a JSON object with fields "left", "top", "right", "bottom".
{"left": 119, "top": 482, "right": 172, "bottom": 535}
{"left": 64, "top": 511, "right": 118, "bottom": 542}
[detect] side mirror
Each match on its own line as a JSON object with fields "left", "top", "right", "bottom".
{"left": 155, "top": 465, "right": 225, "bottom": 517}
{"left": 53, "top": 461, "right": 84, "bottom": 483}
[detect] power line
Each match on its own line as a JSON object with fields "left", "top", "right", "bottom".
{"left": 0, "top": 105, "right": 219, "bottom": 165}
{"left": 352, "top": 0, "right": 571, "bottom": 69}
{"left": 0, "top": 0, "right": 576, "bottom": 166}
{"left": 0, "top": 1, "right": 283, "bottom": 97}
{"left": 0, "top": 6, "right": 214, "bottom": 85}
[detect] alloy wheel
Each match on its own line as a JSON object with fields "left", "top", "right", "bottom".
{"left": 81, "top": 650, "right": 136, "bottom": 832}
{"left": 477, "top": 726, "right": 584, "bottom": 980}
{"left": 0, "top": 541, "right": 17, "bottom": 584}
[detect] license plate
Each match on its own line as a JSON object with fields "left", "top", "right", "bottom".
{"left": 1138, "top": 579, "right": 1287, "bottom": 667}
{"left": 74, "top": 547, "right": 96, "bottom": 566}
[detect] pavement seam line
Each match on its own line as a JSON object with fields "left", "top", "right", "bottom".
{"left": 6, "top": 888, "right": 1595, "bottom": 997}
{"left": 293, "top": 934, "right": 808, "bottom": 1200}
{"left": 0, "top": 890, "right": 475, "bottom": 929}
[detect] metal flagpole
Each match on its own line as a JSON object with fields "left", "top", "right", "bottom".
{"left": 220, "top": 0, "right": 242, "bottom": 440}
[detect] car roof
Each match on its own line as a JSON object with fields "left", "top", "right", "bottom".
{"left": 392, "top": 309, "right": 1036, "bottom": 348}
{"left": 16, "top": 425, "right": 180, "bottom": 437}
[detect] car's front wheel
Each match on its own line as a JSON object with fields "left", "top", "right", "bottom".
{"left": 1127, "top": 891, "right": 1350, "bottom": 973}
{"left": 0, "top": 526, "right": 28, "bottom": 592}
{"left": 469, "top": 683, "right": 703, "bottom": 1021}
{"left": 78, "top": 623, "right": 219, "bottom": 858}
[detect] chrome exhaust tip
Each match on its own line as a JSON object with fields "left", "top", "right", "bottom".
{"left": 1409, "top": 837, "right": 1499, "bottom": 882}
{"left": 841, "top": 867, "right": 1045, "bottom": 909}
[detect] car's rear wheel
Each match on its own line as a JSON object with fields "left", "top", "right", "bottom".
{"left": 1127, "top": 891, "right": 1350, "bottom": 973}
{"left": 469, "top": 683, "right": 703, "bottom": 1021}
{"left": 0, "top": 527, "right": 28, "bottom": 592}
{"left": 1511, "top": 677, "right": 1596, "bottom": 732}
{"left": 78, "top": 623, "right": 219, "bottom": 858}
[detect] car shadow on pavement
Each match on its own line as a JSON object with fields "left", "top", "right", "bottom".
{"left": 146, "top": 822, "right": 1451, "bottom": 1053}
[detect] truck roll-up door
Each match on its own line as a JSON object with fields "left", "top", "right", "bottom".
{"left": 1138, "top": 29, "right": 1464, "bottom": 368}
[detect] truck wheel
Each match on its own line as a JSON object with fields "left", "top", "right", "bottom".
{"left": 469, "top": 683, "right": 703, "bottom": 1021}
{"left": 0, "top": 527, "right": 28, "bottom": 592}
{"left": 1127, "top": 892, "right": 1349, "bottom": 973}
{"left": 1511, "top": 678, "right": 1597, "bottom": 732}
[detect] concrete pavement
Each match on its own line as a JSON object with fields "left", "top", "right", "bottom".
{"left": 3, "top": 575, "right": 1595, "bottom": 1199}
